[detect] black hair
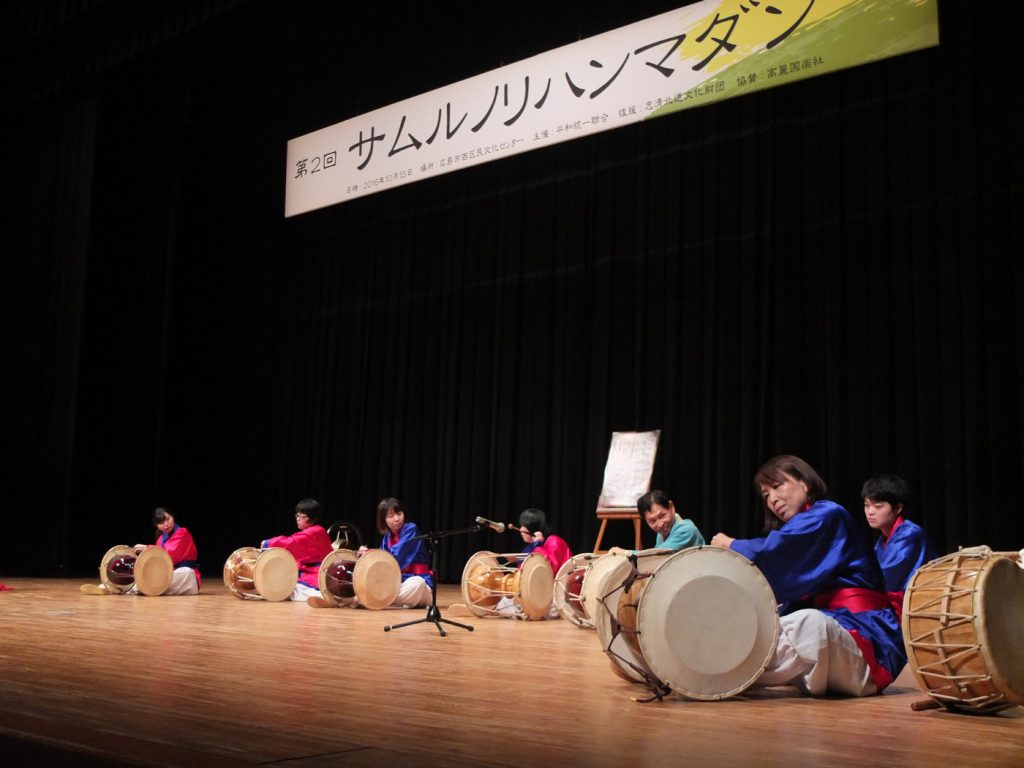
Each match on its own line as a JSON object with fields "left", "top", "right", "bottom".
{"left": 860, "top": 474, "right": 909, "bottom": 508}
{"left": 637, "top": 490, "right": 672, "bottom": 517}
{"left": 753, "top": 455, "right": 828, "bottom": 532}
{"left": 152, "top": 507, "right": 172, "bottom": 526}
{"left": 295, "top": 498, "right": 322, "bottom": 525}
{"left": 375, "top": 497, "right": 404, "bottom": 534}
{"left": 518, "top": 508, "right": 550, "bottom": 537}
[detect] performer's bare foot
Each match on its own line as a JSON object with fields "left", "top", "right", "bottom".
{"left": 80, "top": 584, "right": 111, "bottom": 595}
{"left": 306, "top": 596, "right": 333, "bottom": 609}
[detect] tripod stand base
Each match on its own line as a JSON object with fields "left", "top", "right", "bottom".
{"left": 384, "top": 604, "right": 474, "bottom": 636}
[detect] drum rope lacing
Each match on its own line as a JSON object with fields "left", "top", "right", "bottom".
{"left": 600, "top": 560, "right": 672, "bottom": 703}
{"left": 904, "top": 555, "right": 1006, "bottom": 710}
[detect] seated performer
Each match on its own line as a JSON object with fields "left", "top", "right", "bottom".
{"left": 360, "top": 497, "right": 433, "bottom": 608}
{"left": 81, "top": 507, "right": 201, "bottom": 595}
{"left": 498, "top": 507, "right": 572, "bottom": 619}
{"left": 710, "top": 455, "right": 906, "bottom": 696}
{"left": 608, "top": 489, "right": 704, "bottom": 555}
{"left": 261, "top": 499, "right": 332, "bottom": 602}
{"left": 862, "top": 474, "right": 939, "bottom": 595}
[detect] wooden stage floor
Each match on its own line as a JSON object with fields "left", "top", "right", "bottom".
{"left": 0, "top": 578, "right": 1021, "bottom": 767}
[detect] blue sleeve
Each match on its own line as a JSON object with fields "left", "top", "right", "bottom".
{"left": 383, "top": 523, "right": 426, "bottom": 570}
{"left": 730, "top": 502, "right": 882, "bottom": 604}
{"left": 876, "top": 520, "right": 935, "bottom": 591}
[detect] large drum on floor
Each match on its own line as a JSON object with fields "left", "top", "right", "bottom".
{"left": 602, "top": 546, "right": 778, "bottom": 701}
{"left": 317, "top": 549, "right": 402, "bottom": 610}
{"left": 554, "top": 553, "right": 599, "bottom": 627}
{"left": 902, "top": 547, "right": 1024, "bottom": 713}
{"left": 317, "top": 548, "right": 359, "bottom": 606}
{"left": 579, "top": 551, "right": 632, "bottom": 627}
{"left": 591, "top": 549, "right": 674, "bottom": 684}
{"left": 99, "top": 545, "right": 174, "bottom": 596}
{"left": 461, "top": 551, "right": 554, "bottom": 620}
{"left": 223, "top": 547, "right": 298, "bottom": 602}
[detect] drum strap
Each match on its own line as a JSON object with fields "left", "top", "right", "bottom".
{"left": 811, "top": 587, "right": 890, "bottom": 613}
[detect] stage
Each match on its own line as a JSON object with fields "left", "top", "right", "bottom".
{"left": 0, "top": 579, "right": 1021, "bottom": 767}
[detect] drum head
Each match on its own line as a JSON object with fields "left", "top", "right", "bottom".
{"left": 100, "top": 545, "right": 138, "bottom": 593}
{"left": 223, "top": 546, "right": 262, "bottom": 597}
{"left": 977, "top": 555, "right": 1024, "bottom": 706}
{"left": 581, "top": 552, "right": 630, "bottom": 625}
{"left": 353, "top": 550, "right": 402, "bottom": 610}
{"left": 636, "top": 547, "right": 778, "bottom": 700}
{"left": 461, "top": 551, "right": 502, "bottom": 617}
{"left": 554, "top": 553, "right": 595, "bottom": 627}
{"left": 253, "top": 548, "right": 298, "bottom": 602}
{"left": 593, "top": 550, "right": 673, "bottom": 683}
{"left": 134, "top": 547, "right": 174, "bottom": 596}
{"left": 318, "top": 549, "right": 359, "bottom": 607}
{"left": 518, "top": 553, "right": 555, "bottom": 620}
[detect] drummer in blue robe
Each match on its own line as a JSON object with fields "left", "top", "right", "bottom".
{"left": 862, "top": 474, "right": 939, "bottom": 596}
{"left": 711, "top": 455, "right": 906, "bottom": 696}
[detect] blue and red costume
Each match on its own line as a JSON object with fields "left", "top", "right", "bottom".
{"left": 875, "top": 515, "right": 937, "bottom": 593}
{"left": 730, "top": 500, "right": 906, "bottom": 692}
{"left": 382, "top": 522, "right": 434, "bottom": 590}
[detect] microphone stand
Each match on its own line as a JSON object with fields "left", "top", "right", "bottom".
{"left": 384, "top": 523, "right": 486, "bottom": 636}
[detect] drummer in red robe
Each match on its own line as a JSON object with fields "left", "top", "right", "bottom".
{"left": 498, "top": 507, "right": 572, "bottom": 619}
{"left": 261, "top": 499, "right": 333, "bottom": 602}
{"left": 81, "top": 507, "right": 200, "bottom": 595}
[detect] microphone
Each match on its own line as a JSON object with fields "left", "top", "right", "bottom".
{"left": 475, "top": 516, "right": 506, "bottom": 533}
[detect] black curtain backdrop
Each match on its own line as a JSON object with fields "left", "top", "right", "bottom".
{"left": 3, "top": 1, "right": 1022, "bottom": 581}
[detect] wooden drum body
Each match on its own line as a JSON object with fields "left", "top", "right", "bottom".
{"left": 99, "top": 545, "right": 173, "bottom": 596}
{"left": 223, "top": 547, "right": 298, "bottom": 602}
{"left": 317, "top": 548, "right": 359, "bottom": 607}
{"left": 902, "top": 547, "right": 1024, "bottom": 712}
{"left": 317, "top": 549, "right": 402, "bottom": 609}
{"left": 591, "top": 549, "right": 672, "bottom": 684}
{"left": 554, "top": 553, "right": 598, "bottom": 627}
{"left": 461, "top": 551, "right": 554, "bottom": 620}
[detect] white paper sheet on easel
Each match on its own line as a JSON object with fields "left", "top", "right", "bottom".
{"left": 598, "top": 430, "right": 660, "bottom": 507}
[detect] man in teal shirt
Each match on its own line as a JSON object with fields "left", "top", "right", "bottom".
{"left": 610, "top": 489, "right": 704, "bottom": 554}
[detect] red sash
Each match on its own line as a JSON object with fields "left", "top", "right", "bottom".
{"left": 812, "top": 587, "right": 890, "bottom": 613}
{"left": 403, "top": 562, "right": 433, "bottom": 577}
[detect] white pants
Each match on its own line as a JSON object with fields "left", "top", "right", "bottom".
{"left": 162, "top": 567, "right": 200, "bottom": 596}
{"left": 493, "top": 596, "right": 559, "bottom": 620}
{"left": 392, "top": 576, "right": 432, "bottom": 608}
{"left": 291, "top": 582, "right": 321, "bottom": 602}
{"left": 125, "top": 567, "right": 199, "bottom": 596}
{"left": 754, "top": 609, "right": 877, "bottom": 697}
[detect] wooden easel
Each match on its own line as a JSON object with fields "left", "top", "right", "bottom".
{"left": 592, "top": 430, "right": 660, "bottom": 553}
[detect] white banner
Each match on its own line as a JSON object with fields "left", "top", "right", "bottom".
{"left": 285, "top": 1, "right": 939, "bottom": 216}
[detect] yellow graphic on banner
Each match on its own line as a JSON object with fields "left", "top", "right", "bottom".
{"left": 650, "top": 0, "right": 939, "bottom": 118}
